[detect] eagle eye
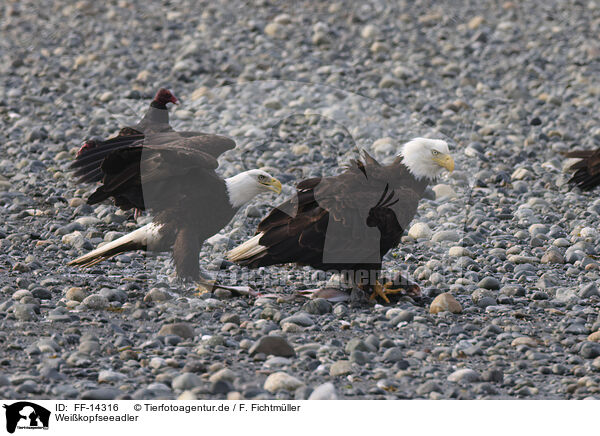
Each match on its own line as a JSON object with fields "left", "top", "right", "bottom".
{"left": 431, "top": 150, "right": 440, "bottom": 156}
{"left": 258, "top": 175, "right": 267, "bottom": 182}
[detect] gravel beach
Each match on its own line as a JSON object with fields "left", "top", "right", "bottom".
{"left": 1, "top": 0, "right": 599, "bottom": 400}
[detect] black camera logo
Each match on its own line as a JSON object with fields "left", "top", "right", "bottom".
{"left": 3, "top": 402, "right": 50, "bottom": 434}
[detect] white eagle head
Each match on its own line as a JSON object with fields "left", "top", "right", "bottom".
{"left": 401, "top": 138, "right": 454, "bottom": 180}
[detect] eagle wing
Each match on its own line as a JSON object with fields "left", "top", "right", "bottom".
{"left": 251, "top": 157, "right": 420, "bottom": 268}
{"left": 564, "top": 149, "right": 600, "bottom": 190}
{"left": 83, "top": 133, "right": 235, "bottom": 211}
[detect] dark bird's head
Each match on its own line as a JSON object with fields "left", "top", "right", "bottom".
{"left": 76, "top": 139, "right": 98, "bottom": 158}
{"left": 225, "top": 169, "right": 283, "bottom": 208}
{"left": 401, "top": 138, "right": 454, "bottom": 180}
{"left": 153, "top": 88, "right": 179, "bottom": 106}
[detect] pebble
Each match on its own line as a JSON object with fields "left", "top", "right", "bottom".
{"left": 81, "top": 294, "right": 108, "bottom": 310}
{"left": 81, "top": 388, "right": 120, "bottom": 400}
{"left": 249, "top": 336, "right": 296, "bottom": 357}
{"left": 172, "top": 373, "right": 202, "bottom": 390}
{"left": 511, "top": 337, "right": 539, "bottom": 348}
{"left": 98, "top": 370, "right": 126, "bottom": 383}
{"left": 431, "top": 230, "right": 461, "bottom": 243}
{"left": 144, "top": 288, "right": 172, "bottom": 302}
{"left": 13, "top": 304, "right": 37, "bottom": 321}
{"left": 209, "top": 368, "right": 236, "bottom": 383}
{"left": 263, "top": 372, "right": 304, "bottom": 393}
{"left": 158, "top": 323, "right": 195, "bottom": 339}
{"left": 541, "top": 249, "right": 564, "bottom": 264}
{"left": 408, "top": 223, "right": 432, "bottom": 239}
{"left": 279, "top": 312, "right": 314, "bottom": 327}
{"left": 429, "top": 293, "right": 462, "bottom": 314}
{"left": 448, "top": 368, "right": 480, "bottom": 383}
{"left": 308, "top": 382, "right": 338, "bottom": 400}
{"left": 329, "top": 360, "right": 353, "bottom": 376}
{"left": 432, "top": 184, "right": 457, "bottom": 199}
{"left": 478, "top": 277, "right": 500, "bottom": 290}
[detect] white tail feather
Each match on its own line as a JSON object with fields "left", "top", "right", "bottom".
{"left": 227, "top": 233, "right": 267, "bottom": 262}
{"left": 68, "top": 223, "right": 162, "bottom": 268}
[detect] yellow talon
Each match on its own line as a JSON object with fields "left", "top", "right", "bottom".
{"left": 193, "top": 280, "right": 216, "bottom": 296}
{"left": 370, "top": 280, "right": 408, "bottom": 304}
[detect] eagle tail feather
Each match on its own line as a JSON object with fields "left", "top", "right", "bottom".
{"left": 68, "top": 223, "right": 161, "bottom": 268}
{"left": 227, "top": 233, "right": 267, "bottom": 263}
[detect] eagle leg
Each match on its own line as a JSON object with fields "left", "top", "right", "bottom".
{"left": 193, "top": 280, "right": 216, "bottom": 296}
{"left": 369, "top": 280, "right": 421, "bottom": 303}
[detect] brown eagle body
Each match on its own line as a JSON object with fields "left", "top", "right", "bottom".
{"left": 563, "top": 149, "right": 600, "bottom": 190}
{"left": 229, "top": 152, "right": 428, "bottom": 287}
{"left": 69, "top": 132, "right": 240, "bottom": 279}
{"left": 69, "top": 127, "right": 283, "bottom": 280}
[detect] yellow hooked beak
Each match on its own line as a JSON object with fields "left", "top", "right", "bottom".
{"left": 433, "top": 153, "right": 455, "bottom": 172}
{"left": 263, "top": 177, "right": 282, "bottom": 194}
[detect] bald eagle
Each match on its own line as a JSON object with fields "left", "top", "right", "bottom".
{"left": 68, "top": 132, "right": 282, "bottom": 280}
{"left": 227, "top": 138, "right": 454, "bottom": 302}
{"left": 563, "top": 149, "right": 600, "bottom": 190}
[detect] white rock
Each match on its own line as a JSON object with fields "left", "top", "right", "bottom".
{"left": 308, "top": 382, "right": 338, "bottom": 400}
{"left": 177, "top": 390, "right": 197, "bottom": 400}
{"left": 273, "top": 13, "right": 292, "bottom": 24}
{"left": 172, "top": 373, "right": 202, "bottom": 390}
{"left": 263, "top": 372, "right": 304, "bottom": 393}
{"left": 448, "top": 246, "right": 473, "bottom": 257}
{"left": 61, "top": 231, "right": 84, "bottom": 246}
{"left": 432, "top": 184, "right": 457, "bottom": 199}
{"left": 431, "top": 230, "right": 461, "bottom": 243}
{"left": 149, "top": 357, "right": 166, "bottom": 369}
{"left": 408, "top": 222, "right": 432, "bottom": 239}
{"left": 360, "top": 24, "right": 378, "bottom": 39}
{"left": 511, "top": 167, "right": 531, "bottom": 180}
{"left": 448, "top": 368, "right": 480, "bottom": 383}
{"left": 82, "top": 294, "right": 108, "bottom": 310}
{"left": 265, "top": 22, "right": 286, "bottom": 38}
{"left": 580, "top": 227, "right": 598, "bottom": 238}
{"left": 98, "top": 370, "right": 127, "bottom": 383}
{"left": 292, "top": 144, "right": 310, "bottom": 156}
{"left": 75, "top": 216, "right": 101, "bottom": 226}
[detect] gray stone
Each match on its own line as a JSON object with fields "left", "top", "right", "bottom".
{"left": 279, "top": 312, "right": 314, "bottom": 327}
{"left": 13, "top": 304, "right": 37, "bottom": 321}
{"left": 81, "top": 387, "right": 120, "bottom": 400}
{"left": 172, "top": 373, "right": 202, "bottom": 390}
{"left": 382, "top": 347, "right": 404, "bottom": 363}
{"left": 329, "top": 360, "right": 353, "bottom": 376}
{"left": 345, "top": 338, "right": 376, "bottom": 354}
{"left": 308, "top": 382, "right": 338, "bottom": 400}
{"left": 81, "top": 294, "right": 108, "bottom": 310}
{"left": 448, "top": 368, "right": 480, "bottom": 383}
{"left": 579, "top": 283, "right": 600, "bottom": 298}
{"left": 98, "top": 370, "right": 126, "bottom": 383}
{"left": 158, "top": 323, "right": 195, "bottom": 339}
{"left": 249, "top": 336, "right": 296, "bottom": 357}
{"left": 478, "top": 277, "right": 500, "bottom": 290}
{"left": 302, "top": 299, "right": 332, "bottom": 315}
{"left": 580, "top": 342, "right": 600, "bottom": 359}
{"left": 263, "top": 372, "right": 304, "bottom": 393}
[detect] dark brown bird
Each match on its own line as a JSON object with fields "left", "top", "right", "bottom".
{"left": 75, "top": 88, "right": 179, "bottom": 160}
{"left": 72, "top": 88, "right": 212, "bottom": 217}
{"left": 228, "top": 138, "right": 454, "bottom": 302}
{"left": 563, "top": 149, "right": 600, "bottom": 190}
